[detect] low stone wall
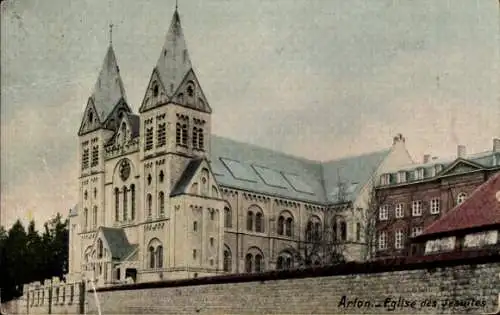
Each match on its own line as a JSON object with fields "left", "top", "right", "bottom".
{"left": 86, "top": 252, "right": 500, "bottom": 314}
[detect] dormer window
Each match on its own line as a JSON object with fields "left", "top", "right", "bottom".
{"left": 414, "top": 168, "right": 424, "bottom": 180}
{"left": 380, "top": 174, "right": 390, "bottom": 186}
{"left": 435, "top": 164, "right": 443, "bottom": 174}
{"left": 153, "top": 83, "right": 159, "bottom": 97}
{"left": 397, "top": 171, "right": 407, "bottom": 183}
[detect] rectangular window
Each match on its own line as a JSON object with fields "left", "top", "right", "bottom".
{"left": 395, "top": 230, "right": 404, "bottom": 249}
{"left": 356, "top": 222, "right": 361, "bottom": 241}
{"left": 91, "top": 146, "right": 99, "bottom": 167}
{"left": 145, "top": 127, "right": 154, "bottom": 150}
{"left": 412, "top": 200, "right": 422, "bottom": 216}
{"left": 82, "top": 148, "right": 90, "bottom": 170}
{"left": 430, "top": 198, "right": 440, "bottom": 214}
{"left": 379, "top": 205, "right": 389, "bottom": 221}
{"left": 157, "top": 123, "right": 166, "bottom": 147}
{"left": 411, "top": 226, "right": 423, "bottom": 237}
{"left": 395, "top": 203, "right": 404, "bottom": 218}
{"left": 415, "top": 168, "right": 424, "bottom": 180}
{"left": 192, "top": 249, "right": 197, "bottom": 259}
{"left": 380, "top": 174, "right": 390, "bottom": 185}
{"left": 378, "top": 231, "right": 387, "bottom": 250}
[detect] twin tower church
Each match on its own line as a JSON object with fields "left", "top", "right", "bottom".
{"left": 68, "top": 8, "right": 413, "bottom": 286}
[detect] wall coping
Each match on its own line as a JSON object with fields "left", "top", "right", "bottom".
{"left": 93, "top": 249, "right": 500, "bottom": 293}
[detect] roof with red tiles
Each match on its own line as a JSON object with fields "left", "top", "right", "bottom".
{"left": 419, "top": 172, "right": 500, "bottom": 237}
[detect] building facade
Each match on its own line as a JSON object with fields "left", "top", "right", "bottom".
{"left": 67, "top": 8, "right": 414, "bottom": 287}
{"left": 375, "top": 141, "right": 500, "bottom": 258}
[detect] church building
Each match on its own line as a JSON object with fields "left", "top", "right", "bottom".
{"left": 67, "top": 8, "right": 414, "bottom": 286}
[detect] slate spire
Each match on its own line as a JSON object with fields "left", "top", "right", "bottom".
{"left": 154, "top": 8, "right": 193, "bottom": 96}
{"left": 89, "top": 42, "right": 127, "bottom": 122}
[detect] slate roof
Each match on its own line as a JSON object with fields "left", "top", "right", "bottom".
{"left": 90, "top": 45, "right": 128, "bottom": 122}
{"left": 170, "top": 158, "right": 204, "bottom": 197}
{"left": 100, "top": 227, "right": 136, "bottom": 260}
{"left": 155, "top": 10, "right": 192, "bottom": 97}
{"left": 419, "top": 172, "right": 500, "bottom": 238}
{"left": 209, "top": 135, "right": 392, "bottom": 204}
{"left": 381, "top": 150, "right": 499, "bottom": 185}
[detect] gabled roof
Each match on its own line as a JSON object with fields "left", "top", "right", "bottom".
{"left": 100, "top": 227, "right": 136, "bottom": 260}
{"left": 419, "top": 172, "right": 500, "bottom": 238}
{"left": 322, "top": 149, "right": 391, "bottom": 203}
{"left": 210, "top": 135, "right": 392, "bottom": 204}
{"left": 89, "top": 45, "right": 128, "bottom": 122}
{"left": 170, "top": 158, "right": 204, "bottom": 197}
{"left": 155, "top": 10, "right": 192, "bottom": 97}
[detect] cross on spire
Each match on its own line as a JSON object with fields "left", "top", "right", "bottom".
{"left": 109, "top": 23, "right": 114, "bottom": 45}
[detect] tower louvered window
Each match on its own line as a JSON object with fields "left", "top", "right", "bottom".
{"left": 198, "top": 128, "right": 204, "bottom": 150}
{"left": 145, "top": 127, "right": 154, "bottom": 151}
{"left": 176, "top": 123, "right": 182, "bottom": 145}
{"left": 82, "top": 149, "right": 89, "bottom": 170}
{"left": 157, "top": 123, "right": 166, "bottom": 147}
{"left": 181, "top": 124, "right": 188, "bottom": 145}
{"left": 91, "top": 146, "right": 99, "bottom": 167}
{"left": 192, "top": 127, "right": 198, "bottom": 148}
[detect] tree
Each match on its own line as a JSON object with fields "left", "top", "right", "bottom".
{"left": 0, "top": 213, "right": 69, "bottom": 303}
{"left": 355, "top": 176, "right": 389, "bottom": 261}
{"left": 288, "top": 211, "right": 347, "bottom": 268}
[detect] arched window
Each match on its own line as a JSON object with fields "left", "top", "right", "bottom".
{"left": 192, "top": 127, "right": 199, "bottom": 149}
{"left": 224, "top": 206, "right": 232, "bottom": 228}
{"left": 147, "top": 194, "right": 152, "bottom": 217}
{"left": 93, "top": 206, "right": 98, "bottom": 228}
{"left": 457, "top": 192, "right": 467, "bottom": 205}
{"left": 88, "top": 110, "right": 94, "bottom": 123}
{"left": 84, "top": 190, "right": 88, "bottom": 200}
{"left": 198, "top": 128, "right": 204, "bottom": 150}
{"left": 176, "top": 123, "right": 182, "bottom": 145}
{"left": 255, "top": 254, "right": 263, "bottom": 272}
{"left": 306, "top": 221, "right": 313, "bottom": 242}
{"left": 193, "top": 221, "right": 198, "bottom": 231}
{"left": 147, "top": 174, "right": 152, "bottom": 186}
{"left": 245, "top": 254, "right": 253, "bottom": 273}
{"left": 158, "top": 191, "right": 165, "bottom": 217}
{"left": 152, "top": 82, "right": 159, "bottom": 97}
{"left": 159, "top": 171, "right": 164, "bottom": 183}
{"left": 187, "top": 84, "right": 194, "bottom": 98}
{"left": 246, "top": 211, "right": 254, "bottom": 231}
{"left": 123, "top": 186, "right": 128, "bottom": 221}
{"left": 332, "top": 220, "right": 338, "bottom": 241}
{"left": 223, "top": 247, "right": 232, "bottom": 272}
{"left": 340, "top": 221, "right": 347, "bottom": 241}
{"left": 149, "top": 246, "right": 155, "bottom": 269}
{"left": 285, "top": 218, "right": 293, "bottom": 237}
{"left": 130, "top": 184, "right": 135, "bottom": 220}
{"left": 276, "top": 251, "right": 293, "bottom": 270}
{"left": 114, "top": 188, "right": 119, "bottom": 222}
{"left": 277, "top": 216, "right": 284, "bottom": 235}
{"left": 156, "top": 246, "right": 163, "bottom": 268}
{"left": 255, "top": 212, "right": 264, "bottom": 233}
{"left": 306, "top": 216, "right": 322, "bottom": 242}
{"left": 84, "top": 208, "right": 88, "bottom": 230}
{"left": 97, "top": 239, "right": 103, "bottom": 259}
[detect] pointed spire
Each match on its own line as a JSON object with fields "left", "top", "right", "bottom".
{"left": 154, "top": 8, "right": 192, "bottom": 97}
{"left": 89, "top": 42, "right": 127, "bottom": 122}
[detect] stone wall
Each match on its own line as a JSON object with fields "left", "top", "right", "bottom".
{"left": 10, "top": 251, "right": 500, "bottom": 314}
{"left": 86, "top": 253, "right": 500, "bottom": 315}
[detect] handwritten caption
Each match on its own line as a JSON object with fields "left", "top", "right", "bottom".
{"left": 338, "top": 296, "right": 487, "bottom": 311}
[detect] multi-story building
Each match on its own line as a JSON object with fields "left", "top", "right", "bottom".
{"left": 375, "top": 141, "right": 500, "bottom": 258}
{"left": 67, "top": 8, "right": 414, "bottom": 287}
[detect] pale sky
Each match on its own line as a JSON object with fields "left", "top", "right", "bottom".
{"left": 1, "top": 0, "right": 499, "bottom": 229}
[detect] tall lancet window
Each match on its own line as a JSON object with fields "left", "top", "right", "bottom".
{"left": 130, "top": 184, "right": 135, "bottom": 220}
{"left": 147, "top": 194, "right": 152, "bottom": 218}
{"left": 123, "top": 186, "right": 128, "bottom": 221}
{"left": 114, "top": 188, "right": 119, "bottom": 222}
{"left": 84, "top": 208, "right": 88, "bottom": 231}
{"left": 158, "top": 191, "right": 165, "bottom": 217}
{"left": 93, "top": 206, "right": 98, "bottom": 228}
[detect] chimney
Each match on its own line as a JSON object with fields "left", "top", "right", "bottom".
{"left": 457, "top": 145, "right": 466, "bottom": 158}
{"left": 493, "top": 138, "right": 500, "bottom": 152}
{"left": 423, "top": 154, "right": 431, "bottom": 164}
{"left": 392, "top": 133, "right": 405, "bottom": 145}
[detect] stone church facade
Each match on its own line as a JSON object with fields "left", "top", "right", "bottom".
{"left": 67, "top": 8, "right": 414, "bottom": 286}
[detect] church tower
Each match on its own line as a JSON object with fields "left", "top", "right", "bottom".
{"left": 72, "top": 40, "right": 132, "bottom": 275}
{"left": 138, "top": 8, "right": 224, "bottom": 280}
